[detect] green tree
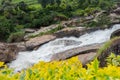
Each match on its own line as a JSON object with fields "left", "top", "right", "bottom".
{"left": 60, "top": 0, "right": 79, "bottom": 10}
{"left": 38, "top": 0, "right": 60, "bottom": 8}
{"left": 0, "top": 17, "right": 15, "bottom": 40}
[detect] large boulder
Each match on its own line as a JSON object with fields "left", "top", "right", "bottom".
{"left": 54, "top": 27, "right": 106, "bottom": 38}
{"left": 26, "top": 35, "right": 56, "bottom": 50}
{"left": 54, "top": 27, "right": 86, "bottom": 37}
{"left": 78, "top": 52, "right": 97, "bottom": 66}
{"left": 0, "top": 43, "right": 18, "bottom": 63}
{"left": 51, "top": 43, "right": 103, "bottom": 61}
{"left": 110, "top": 29, "right": 120, "bottom": 39}
{"left": 24, "top": 24, "right": 58, "bottom": 40}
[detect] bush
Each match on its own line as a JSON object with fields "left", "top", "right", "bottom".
{"left": 72, "top": 9, "right": 84, "bottom": 16}
{"left": 7, "top": 31, "right": 25, "bottom": 43}
{"left": 0, "top": 17, "right": 16, "bottom": 40}
{"left": 28, "top": 4, "right": 42, "bottom": 10}
{"left": 106, "top": 53, "right": 120, "bottom": 66}
{"left": 1, "top": 57, "right": 120, "bottom": 80}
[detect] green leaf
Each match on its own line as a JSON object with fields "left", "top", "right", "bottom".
{"left": 93, "top": 58, "right": 99, "bottom": 73}
{"left": 20, "top": 72, "right": 26, "bottom": 80}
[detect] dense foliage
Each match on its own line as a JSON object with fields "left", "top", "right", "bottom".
{"left": 1, "top": 54, "right": 120, "bottom": 80}
{"left": 0, "top": 0, "right": 118, "bottom": 41}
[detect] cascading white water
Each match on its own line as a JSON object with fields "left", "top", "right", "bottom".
{"left": 9, "top": 24, "right": 120, "bottom": 72}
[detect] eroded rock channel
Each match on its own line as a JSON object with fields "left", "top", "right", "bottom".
{"left": 6, "top": 24, "right": 120, "bottom": 72}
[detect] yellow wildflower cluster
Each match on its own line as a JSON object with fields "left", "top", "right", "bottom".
{"left": 0, "top": 57, "right": 120, "bottom": 80}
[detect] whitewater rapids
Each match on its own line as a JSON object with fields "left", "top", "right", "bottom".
{"left": 9, "top": 24, "right": 120, "bottom": 72}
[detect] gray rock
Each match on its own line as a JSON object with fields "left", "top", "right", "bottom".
{"left": 113, "top": 7, "right": 120, "bottom": 15}
{"left": 24, "top": 24, "right": 58, "bottom": 40}
{"left": 26, "top": 35, "right": 56, "bottom": 50}
{"left": 0, "top": 43, "right": 18, "bottom": 63}
{"left": 51, "top": 43, "right": 103, "bottom": 61}
{"left": 110, "top": 29, "right": 120, "bottom": 39}
{"left": 55, "top": 27, "right": 86, "bottom": 37}
{"left": 51, "top": 39, "right": 82, "bottom": 46}
{"left": 78, "top": 52, "right": 96, "bottom": 65}
{"left": 24, "top": 28, "right": 36, "bottom": 33}
{"left": 109, "top": 13, "right": 120, "bottom": 24}
{"left": 13, "top": 42, "right": 27, "bottom": 51}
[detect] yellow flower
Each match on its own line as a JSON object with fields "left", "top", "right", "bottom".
{"left": 0, "top": 62, "right": 4, "bottom": 67}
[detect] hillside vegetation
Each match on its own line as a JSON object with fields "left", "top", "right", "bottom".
{"left": 0, "top": 0, "right": 119, "bottom": 41}
{"left": 0, "top": 0, "right": 38, "bottom": 5}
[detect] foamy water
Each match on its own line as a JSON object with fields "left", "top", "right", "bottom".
{"left": 9, "top": 24, "right": 120, "bottom": 72}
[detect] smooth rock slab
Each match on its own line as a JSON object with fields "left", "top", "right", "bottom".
{"left": 51, "top": 43, "right": 103, "bottom": 61}
{"left": 26, "top": 35, "right": 56, "bottom": 50}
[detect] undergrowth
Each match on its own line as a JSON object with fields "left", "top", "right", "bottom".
{"left": 1, "top": 55, "right": 120, "bottom": 80}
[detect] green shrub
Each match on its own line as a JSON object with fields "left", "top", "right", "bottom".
{"left": 0, "top": 17, "right": 16, "bottom": 40}
{"left": 7, "top": 31, "right": 25, "bottom": 43}
{"left": 1, "top": 57, "right": 120, "bottom": 80}
{"left": 28, "top": 4, "right": 42, "bottom": 10}
{"left": 72, "top": 9, "right": 84, "bottom": 16}
{"left": 106, "top": 53, "right": 120, "bottom": 66}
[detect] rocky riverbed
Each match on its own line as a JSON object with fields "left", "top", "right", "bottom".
{"left": 0, "top": 5, "right": 120, "bottom": 72}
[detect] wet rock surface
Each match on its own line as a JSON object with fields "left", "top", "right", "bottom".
{"left": 110, "top": 29, "right": 120, "bottom": 38}
{"left": 51, "top": 43, "right": 103, "bottom": 61}
{"left": 51, "top": 39, "right": 82, "bottom": 46}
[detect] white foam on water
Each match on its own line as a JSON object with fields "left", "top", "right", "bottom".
{"left": 9, "top": 24, "right": 120, "bottom": 72}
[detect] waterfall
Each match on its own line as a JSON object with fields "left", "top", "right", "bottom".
{"left": 9, "top": 24, "right": 120, "bottom": 72}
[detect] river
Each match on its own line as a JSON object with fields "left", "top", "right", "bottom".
{"left": 9, "top": 24, "right": 120, "bottom": 72}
